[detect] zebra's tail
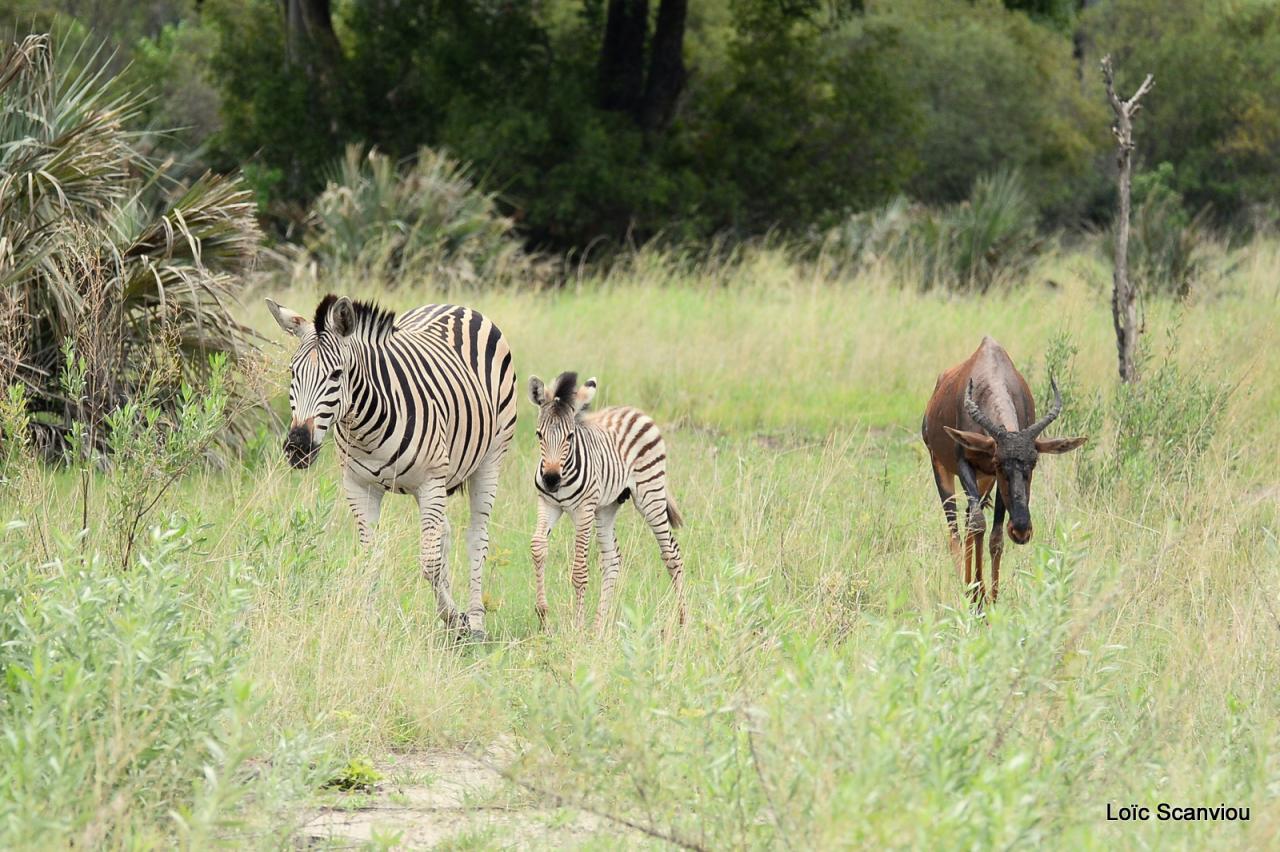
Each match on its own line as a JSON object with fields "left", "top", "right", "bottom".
{"left": 666, "top": 494, "right": 684, "bottom": 529}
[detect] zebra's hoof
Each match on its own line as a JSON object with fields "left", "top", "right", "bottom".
{"left": 468, "top": 628, "right": 488, "bottom": 643}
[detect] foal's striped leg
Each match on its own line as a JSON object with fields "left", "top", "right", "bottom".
{"left": 593, "top": 502, "right": 623, "bottom": 635}
{"left": 636, "top": 487, "right": 686, "bottom": 626}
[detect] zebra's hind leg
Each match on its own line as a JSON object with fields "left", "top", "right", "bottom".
{"left": 636, "top": 486, "right": 686, "bottom": 627}
{"left": 592, "top": 502, "right": 622, "bottom": 636}
{"left": 463, "top": 458, "right": 502, "bottom": 641}
{"left": 417, "top": 475, "right": 464, "bottom": 636}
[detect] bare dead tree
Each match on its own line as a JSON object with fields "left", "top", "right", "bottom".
{"left": 1101, "top": 54, "right": 1154, "bottom": 384}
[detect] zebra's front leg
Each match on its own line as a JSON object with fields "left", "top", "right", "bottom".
{"left": 531, "top": 498, "right": 563, "bottom": 628}
{"left": 417, "top": 475, "right": 463, "bottom": 635}
{"left": 343, "top": 466, "right": 384, "bottom": 548}
{"left": 570, "top": 505, "right": 596, "bottom": 628}
{"left": 593, "top": 503, "right": 622, "bottom": 636}
{"left": 463, "top": 459, "right": 501, "bottom": 641}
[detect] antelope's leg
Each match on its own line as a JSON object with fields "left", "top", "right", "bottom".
{"left": 990, "top": 488, "right": 1006, "bottom": 604}
{"left": 956, "top": 456, "right": 988, "bottom": 605}
{"left": 930, "top": 456, "right": 964, "bottom": 579}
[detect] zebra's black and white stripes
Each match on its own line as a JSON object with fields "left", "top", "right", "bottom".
{"left": 267, "top": 294, "right": 516, "bottom": 640}
{"left": 528, "top": 371, "right": 686, "bottom": 631}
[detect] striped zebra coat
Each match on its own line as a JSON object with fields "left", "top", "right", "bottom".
{"left": 528, "top": 372, "right": 685, "bottom": 632}
{"left": 267, "top": 295, "right": 516, "bottom": 640}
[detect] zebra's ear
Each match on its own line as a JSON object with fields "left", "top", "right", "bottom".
{"left": 528, "top": 376, "right": 547, "bottom": 406}
{"left": 265, "top": 298, "right": 313, "bottom": 338}
{"left": 328, "top": 297, "right": 358, "bottom": 338}
{"left": 574, "top": 377, "right": 597, "bottom": 412}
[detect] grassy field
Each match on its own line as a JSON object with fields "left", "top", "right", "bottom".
{"left": 3, "top": 243, "right": 1279, "bottom": 848}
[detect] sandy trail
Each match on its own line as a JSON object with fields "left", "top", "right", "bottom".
{"left": 297, "top": 749, "right": 620, "bottom": 849}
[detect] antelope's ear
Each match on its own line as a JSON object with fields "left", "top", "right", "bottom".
{"left": 945, "top": 427, "right": 996, "bottom": 455}
{"left": 1036, "top": 436, "right": 1088, "bottom": 454}
{"left": 328, "top": 296, "right": 358, "bottom": 338}
{"left": 528, "top": 375, "right": 547, "bottom": 406}
{"left": 265, "top": 298, "right": 313, "bottom": 338}
{"left": 575, "top": 377, "right": 597, "bottom": 411}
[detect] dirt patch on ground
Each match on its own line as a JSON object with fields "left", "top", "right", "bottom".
{"left": 297, "top": 749, "right": 617, "bottom": 849}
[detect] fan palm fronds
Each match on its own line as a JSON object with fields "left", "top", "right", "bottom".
{"left": 0, "top": 33, "right": 262, "bottom": 457}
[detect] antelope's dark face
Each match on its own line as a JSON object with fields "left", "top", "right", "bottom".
{"left": 946, "top": 379, "right": 1087, "bottom": 545}
{"left": 527, "top": 371, "right": 596, "bottom": 492}
{"left": 266, "top": 295, "right": 357, "bottom": 469}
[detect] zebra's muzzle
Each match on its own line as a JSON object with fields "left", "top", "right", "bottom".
{"left": 284, "top": 426, "right": 318, "bottom": 470}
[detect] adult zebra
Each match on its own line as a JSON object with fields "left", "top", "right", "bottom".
{"left": 266, "top": 294, "right": 517, "bottom": 640}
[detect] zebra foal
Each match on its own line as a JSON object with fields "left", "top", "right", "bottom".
{"left": 266, "top": 294, "right": 517, "bottom": 640}
{"left": 528, "top": 372, "right": 686, "bottom": 631}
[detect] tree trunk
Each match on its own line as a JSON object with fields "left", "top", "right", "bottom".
{"left": 280, "top": 0, "right": 342, "bottom": 85}
{"left": 598, "top": 0, "right": 649, "bottom": 115}
{"left": 1101, "top": 56, "right": 1153, "bottom": 384}
{"left": 640, "top": 0, "right": 688, "bottom": 133}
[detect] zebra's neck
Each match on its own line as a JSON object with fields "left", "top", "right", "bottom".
{"left": 336, "top": 338, "right": 395, "bottom": 451}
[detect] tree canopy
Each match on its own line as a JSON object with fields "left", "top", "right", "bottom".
{"left": 3, "top": 0, "right": 1277, "bottom": 249}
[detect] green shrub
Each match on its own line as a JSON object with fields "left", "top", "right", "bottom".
{"left": 1104, "top": 164, "right": 1237, "bottom": 299}
{"left": 303, "top": 145, "right": 539, "bottom": 287}
{"left": 822, "top": 169, "right": 1044, "bottom": 292}
{"left": 868, "top": 0, "right": 1106, "bottom": 221}
{"left": 0, "top": 521, "right": 253, "bottom": 847}
{"left": 1086, "top": 0, "right": 1280, "bottom": 222}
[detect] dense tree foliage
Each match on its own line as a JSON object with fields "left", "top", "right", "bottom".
{"left": 1, "top": 0, "right": 1277, "bottom": 249}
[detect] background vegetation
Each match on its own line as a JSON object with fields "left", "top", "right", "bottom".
{"left": 1, "top": 1, "right": 1278, "bottom": 847}
{"left": 3, "top": 0, "right": 1278, "bottom": 249}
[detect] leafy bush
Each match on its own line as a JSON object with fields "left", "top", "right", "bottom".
{"left": 0, "top": 34, "right": 262, "bottom": 455}
{"left": 1086, "top": 0, "right": 1280, "bottom": 222}
{"left": 1045, "top": 328, "right": 1232, "bottom": 496}
{"left": 868, "top": 0, "right": 1106, "bottom": 221}
{"left": 303, "top": 145, "right": 539, "bottom": 287}
{"left": 1105, "top": 164, "right": 1236, "bottom": 299}
{"left": 687, "top": 2, "right": 921, "bottom": 236}
{"left": 0, "top": 522, "right": 253, "bottom": 847}
{"left": 822, "top": 170, "right": 1044, "bottom": 292}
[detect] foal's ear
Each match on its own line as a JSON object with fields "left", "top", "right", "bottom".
{"left": 945, "top": 426, "right": 996, "bottom": 456}
{"left": 265, "top": 298, "right": 313, "bottom": 338}
{"left": 1036, "top": 435, "right": 1088, "bottom": 454}
{"left": 574, "top": 377, "right": 597, "bottom": 412}
{"left": 528, "top": 375, "right": 547, "bottom": 406}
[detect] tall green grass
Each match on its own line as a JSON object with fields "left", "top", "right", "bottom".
{"left": 3, "top": 239, "right": 1279, "bottom": 847}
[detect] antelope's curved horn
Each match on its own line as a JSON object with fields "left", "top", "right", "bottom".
{"left": 963, "top": 379, "right": 1006, "bottom": 438}
{"left": 1027, "top": 377, "right": 1063, "bottom": 437}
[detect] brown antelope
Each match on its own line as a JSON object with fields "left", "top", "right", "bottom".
{"left": 922, "top": 337, "right": 1086, "bottom": 604}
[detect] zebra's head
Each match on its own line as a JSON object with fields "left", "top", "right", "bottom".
{"left": 528, "top": 372, "right": 596, "bottom": 491}
{"left": 266, "top": 294, "right": 358, "bottom": 470}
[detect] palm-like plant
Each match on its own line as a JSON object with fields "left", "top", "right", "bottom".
{"left": 305, "top": 144, "right": 536, "bottom": 288}
{"left": 0, "top": 34, "right": 261, "bottom": 456}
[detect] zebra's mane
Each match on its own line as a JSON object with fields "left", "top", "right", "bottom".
{"left": 314, "top": 294, "right": 396, "bottom": 339}
{"left": 550, "top": 371, "right": 581, "bottom": 413}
